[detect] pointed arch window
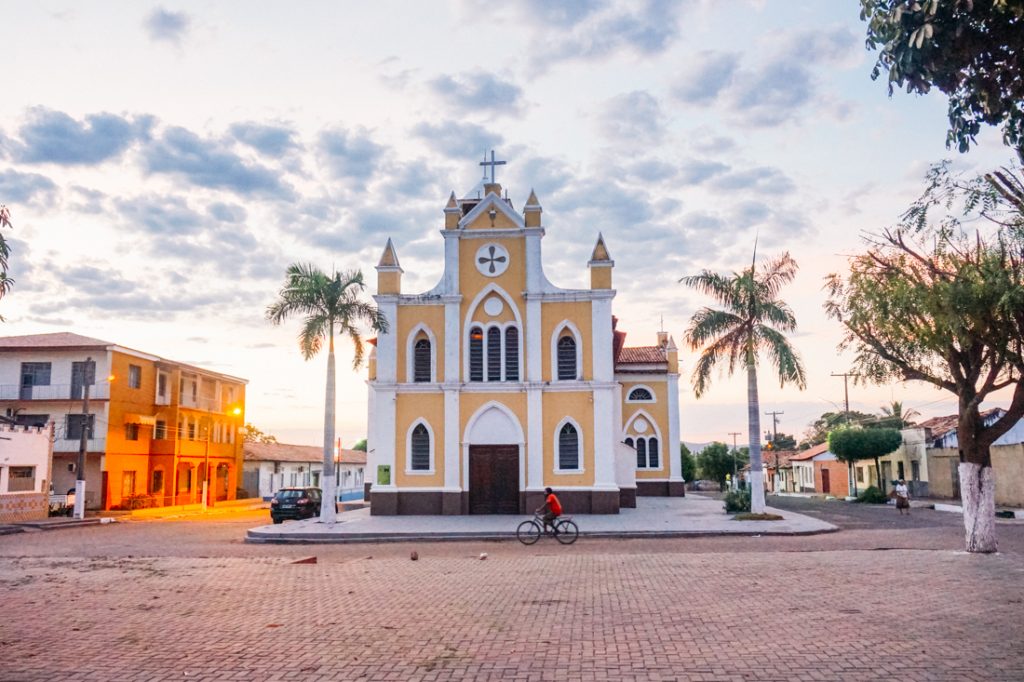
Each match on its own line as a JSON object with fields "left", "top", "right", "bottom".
{"left": 410, "top": 424, "right": 430, "bottom": 471}
{"left": 413, "top": 338, "right": 431, "bottom": 383}
{"left": 557, "top": 335, "right": 577, "bottom": 380}
{"left": 469, "top": 327, "right": 484, "bottom": 382}
{"left": 487, "top": 327, "right": 502, "bottom": 381}
{"left": 504, "top": 327, "right": 519, "bottom": 381}
{"left": 636, "top": 438, "right": 647, "bottom": 469}
{"left": 558, "top": 423, "right": 580, "bottom": 470}
{"left": 632, "top": 436, "right": 661, "bottom": 469}
{"left": 648, "top": 437, "right": 659, "bottom": 468}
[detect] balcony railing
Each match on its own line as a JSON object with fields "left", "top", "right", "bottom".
{"left": 178, "top": 395, "right": 226, "bottom": 413}
{"left": 53, "top": 437, "right": 106, "bottom": 453}
{"left": 1, "top": 384, "right": 111, "bottom": 401}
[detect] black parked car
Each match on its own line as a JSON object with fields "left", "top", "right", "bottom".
{"left": 270, "top": 487, "right": 323, "bottom": 524}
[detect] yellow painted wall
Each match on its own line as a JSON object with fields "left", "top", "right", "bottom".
{"left": 395, "top": 305, "right": 445, "bottom": 383}
{"left": 542, "top": 302, "right": 593, "bottom": 381}
{"left": 465, "top": 206, "right": 519, "bottom": 230}
{"left": 621, "top": 380, "right": 670, "bottom": 480}
{"left": 395, "top": 392, "right": 445, "bottom": 488}
{"left": 542, "top": 391, "right": 594, "bottom": 487}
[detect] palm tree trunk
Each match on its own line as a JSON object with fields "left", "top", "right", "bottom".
{"left": 747, "top": 360, "right": 767, "bottom": 513}
{"left": 320, "top": 332, "right": 338, "bottom": 523}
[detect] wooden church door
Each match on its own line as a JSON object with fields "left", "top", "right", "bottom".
{"left": 468, "top": 445, "right": 520, "bottom": 514}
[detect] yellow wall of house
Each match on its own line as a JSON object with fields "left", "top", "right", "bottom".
{"left": 542, "top": 391, "right": 594, "bottom": 487}
{"left": 394, "top": 393, "right": 445, "bottom": 488}
{"left": 621, "top": 380, "right": 670, "bottom": 480}
{"left": 542, "top": 302, "right": 593, "bottom": 381}
{"left": 395, "top": 305, "right": 445, "bottom": 383}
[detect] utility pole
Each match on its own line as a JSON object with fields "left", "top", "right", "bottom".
{"left": 202, "top": 425, "right": 211, "bottom": 511}
{"left": 73, "top": 357, "right": 93, "bottom": 520}
{"left": 831, "top": 372, "right": 856, "bottom": 423}
{"left": 765, "top": 410, "right": 784, "bottom": 494}
{"left": 728, "top": 431, "right": 742, "bottom": 490}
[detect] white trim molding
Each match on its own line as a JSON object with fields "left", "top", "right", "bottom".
{"left": 553, "top": 416, "right": 585, "bottom": 474}
{"left": 624, "top": 408, "right": 664, "bottom": 471}
{"left": 405, "top": 418, "right": 436, "bottom": 475}
{"left": 405, "top": 323, "right": 437, "bottom": 384}
{"left": 551, "top": 319, "right": 584, "bottom": 382}
{"left": 625, "top": 384, "right": 657, "bottom": 403}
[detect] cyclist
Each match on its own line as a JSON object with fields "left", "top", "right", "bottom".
{"left": 536, "top": 487, "right": 562, "bottom": 532}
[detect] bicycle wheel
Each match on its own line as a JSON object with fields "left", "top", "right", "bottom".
{"left": 555, "top": 519, "right": 579, "bottom": 544}
{"left": 517, "top": 519, "right": 542, "bottom": 545}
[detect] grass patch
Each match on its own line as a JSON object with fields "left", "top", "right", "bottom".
{"left": 733, "top": 512, "right": 784, "bottom": 521}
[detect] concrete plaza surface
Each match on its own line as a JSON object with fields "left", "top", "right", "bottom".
{"left": 247, "top": 494, "right": 837, "bottom": 543}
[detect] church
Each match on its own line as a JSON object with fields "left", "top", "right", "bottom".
{"left": 365, "top": 154, "right": 683, "bottom": 515}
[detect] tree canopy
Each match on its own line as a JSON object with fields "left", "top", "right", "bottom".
{"left": 801, "top": 410, "right": 880, "bottom": 448}
{"left": 697, "top": 442, "right": 739, "bottom": 490}
{"left": 352, "top": 439, "right": 367, "bottom": 452}
{"left": 0, "top": 205, "right": 13, "bottom": 310}
{"left": 680, "top": 443, "right": 697, "bottom": 483}
{"left": 828, "top": 428, "right": 903, "bottom": 464}
{"left": 861, "top": 0, "right": 1024, "bottom": 157}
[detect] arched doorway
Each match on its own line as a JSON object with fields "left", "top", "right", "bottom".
{"left": 216, "top": 463, "right": 230, "bottom": 501}
{"left": 464, "top": 402, "right": 524, "bottom": 514}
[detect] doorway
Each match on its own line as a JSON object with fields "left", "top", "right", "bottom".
{"left": 821, "top": 468, "right": 831, "bottom": 494}
{"left": 468, "top": 445, "right": 519, "bottom": 514}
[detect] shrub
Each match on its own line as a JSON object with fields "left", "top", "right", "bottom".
{"left": 723, "top": 489, "right": 751, "bottom": 513}
{"left": 855, "top": 486, "right": 887, "bottom": 504}
{"left": 734, "top": 512, "right": 784, "bottom": 521}
{"left": 121, "top": 493, "right": 156, "bottom": 510}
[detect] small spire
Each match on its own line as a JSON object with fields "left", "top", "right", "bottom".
{"left": 445, "top": 191, "right": 457, "bottom": 209}
{"left": 667, "top": 335, "right": 678, "bottom": 352}
{"left": 525, "top": 189, "right": 540, "bottom": 207}
{"left": 591, "top": 233, "right": 611, "bottom": 261}
{"left": 377, "top": 238, "right": 401, "bottom": 268}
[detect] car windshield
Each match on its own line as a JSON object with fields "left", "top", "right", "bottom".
{"left": 277, "top": 490, "right": 303, "bottom": 499}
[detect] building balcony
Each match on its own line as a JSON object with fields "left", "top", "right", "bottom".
{"left": 53, "top": 437, "right": 106, "bottom": 453}
{"left": 178, "top": 395, "right": 226, "bottom": 413}
{"left": 0, "top": 383, "right": 111, "bottom": 401}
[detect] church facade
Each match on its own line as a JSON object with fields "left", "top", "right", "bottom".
{"left": 365, "top": 159, "right": 683, "bottom": 515}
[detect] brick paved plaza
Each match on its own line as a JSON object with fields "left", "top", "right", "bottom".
{"left": 1, "top": 501, "right": 1023, "bottom": 681}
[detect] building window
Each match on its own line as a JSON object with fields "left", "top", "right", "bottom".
{"left": 127, "top": 364, "right": 142, "bottom": 389}
{"left": 152, "top": 469, "right": 164, "bottom": 494}
{"left": 20, "top": 362, "right": 51, "bottom": 399}
{"left": 627, "top": 387, "right": 654, "bottom": 402}
{"left": 558, "top": 422, "right": 580, "bottom": 470}
{"left": 410, "top": 424, "right": 430, "bottom": 471}
{"left": 636, "top": 438, "right": 647, "bottom": 469}
{"left": 413, "top": 338, "right": 431, "bottom": 383}
{"left": 157, "top": 372, "right": 168, "bottom": 400}
{"left": 15, "top": 414, "right": 49, "bottom": 428}
{"left": 487, "top": 327, "right": 502, "bottom": 381}
{"left": 7, "top": 466, "right": 35, "bottom": 492}
{"left": 65, "top": 414, "right": 95, "bottom": 440}
{"left": 648, "top": 437, "right": 659, "bottom": 468}
{"left": 624, "top": 437, "right": 634, "bottom": 449}
{"left": 856, "top": 467, "right": 864, "bottom": 484}
{"left": 125, "top": 423, "right": 140, "bottom": 441}
{"left": 504, "top": 327, "right": 519, "bottom": 381}
{"left": 911, "top": 461, "right": 920, "bottom": 481}
{"left": 557, "top": 335, "right": 577, "bottom": 380}
{"left": 70, "top": 360, "right": 96, "bottom": 400}
{"left": 469, "top": 326, "right": 484, "bottom": 382}
{"left": 187, "top": 420, "right": 196, "bottom": 441}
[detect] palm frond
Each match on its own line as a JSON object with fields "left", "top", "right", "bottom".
{"left": 758, "top": 252, "right": 798, "bottom": 298}
{"left": 684, "top": 308, "right": 744, "bottom": 350}
{"left": 299, "top": 315, "right": 329, "bottom": 361}
{"left": 679, "top": 271, "right": 740, "bottom": 309}
{"left": 755, "top": 326, "right": 807, "bottom": 389}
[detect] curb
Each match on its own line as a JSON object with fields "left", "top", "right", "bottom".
{"left": 12, "top": 518, "right": 111, "bottom": 531}
{"left": 245, "top": 525, "right": 840, "bottom": 544}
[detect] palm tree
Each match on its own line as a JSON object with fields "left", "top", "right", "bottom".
{"left": 681, "top": 252, "right": 807, "bottom": 513}
{"left": 266, "top": 264, "right": 386, "bottom": 523}
{"left": 879, "top": 400, "right": 921, "bottom": 429}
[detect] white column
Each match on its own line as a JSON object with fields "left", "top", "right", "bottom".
{"left": 527, "top": 388, "right": 544, "bottom": 489}
{"left": 592, "top": 387, "right": 618, "bottom": 489}
{"left": 668, "top": 373, "right": 683, "bottom": 483}
{"left": 591, "top": 298, "right": 614, "bottom": 382}
{"left": 442, "top": 231, "right": 460, "bottom": 294}
{"left": 443, "top": 388, "right": 460, "bottom": 490}
{"left": 376, "top": 300, "right": 398, "bottom": 384}
{"left": 444, "top": 301, "right": 460, "bottom": 383}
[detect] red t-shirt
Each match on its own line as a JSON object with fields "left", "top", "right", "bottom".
{"left": 546, "top": 493, "right": 562, "bottom": 516}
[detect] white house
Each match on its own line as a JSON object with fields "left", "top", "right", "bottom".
{"left": 0, "top": 422, "right": 54, "bottom": 522}
{"left": 242, "top": 442, "right": 367, "bottom": 501}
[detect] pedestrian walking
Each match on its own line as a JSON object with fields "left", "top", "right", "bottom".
{"left": 894, "top": 479, "right": 910, "bottom": 515}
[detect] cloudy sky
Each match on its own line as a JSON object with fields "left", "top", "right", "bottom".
{"left": 0, "top": 1, "right": 1015, "bottom": 447}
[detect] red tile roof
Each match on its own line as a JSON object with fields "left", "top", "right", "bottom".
{"left": 244, "top": 441, "right": 367, "bottom": 465}
{"left": 616, "top": 346, "right": 667, "bottom": 364}
{"left": 790, "top": 441, "right": 830, "bottom": 461}
{"left": 911, "top": 408, "right": 1003, "bottom": 439}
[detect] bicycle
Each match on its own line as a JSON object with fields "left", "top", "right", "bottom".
{"left": 516, "top": 514, "right": 579, "bottom": 545}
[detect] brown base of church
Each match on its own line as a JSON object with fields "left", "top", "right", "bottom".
{"left": 619, "top": 487, "right": 637, "bottom": 508}
{"left": 636, "top": 481, "right": 686, "bottom": 497}
{"left": 364, "top": 483, "right": 372, "bottom": 502}
{"left": 370, "top": 489, "right": 622, "bottom": 515}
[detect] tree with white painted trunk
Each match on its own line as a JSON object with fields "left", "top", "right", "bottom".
{"left": 266, "top": 264, "right": 387, "bottom": 524}
{"left": 681, "top": 252, "right": 807, "bottom": 514}
{"left": 826, "top": 161, "right": 1024, "bottom": 553}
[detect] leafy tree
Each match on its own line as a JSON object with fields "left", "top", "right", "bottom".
{"left": 801, "top": 410, "right": 879, "bottom": 448}
{"left": 764, "top": 432, "right": 797, "bottom": 450}
{"left": 825, "top": 162, "right": 1024, "bottom": 553}
{"left": 241, "top": 423, "right": 278, "bottom": 444}
{"left": 267, "top": 265, "right": 386, "bottom": 523}
{"left": 828, "top": 428, "right": 903, "bottom": 496}
{"left": 697, "top": 441, "right": 735, "bottom": 491}
{"left": 352, "top": 439, "right": 367, "bottom": 452}
{"left": 679, "top": 443, "right": 697, "bottom": 483}
{"left": 860, "top": 0, "right": 1024, "bottom": 157}
{"left": 681, "top": 252, "right": 807, "bottom": 512}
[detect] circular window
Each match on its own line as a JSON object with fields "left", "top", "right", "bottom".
{"left": 633, "top": 418, "right": 649, "bottom": 434}
{"left": 475, "top": 243, "right": 510, "bottom": 277}
{"left": 483, "top": 297, "right": 504, "bottom": 316}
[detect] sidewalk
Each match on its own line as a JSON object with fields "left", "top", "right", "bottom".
{"left": 246, "top": 494, "right": 838, "bottom": 544}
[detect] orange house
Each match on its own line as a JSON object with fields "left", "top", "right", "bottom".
{"left": 0, "top": 332, "right": 247, "bottom": 510}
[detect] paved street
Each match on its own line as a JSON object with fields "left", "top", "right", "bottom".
{"left": 1, "top": 500, "right": 1022, "bottom": 681}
